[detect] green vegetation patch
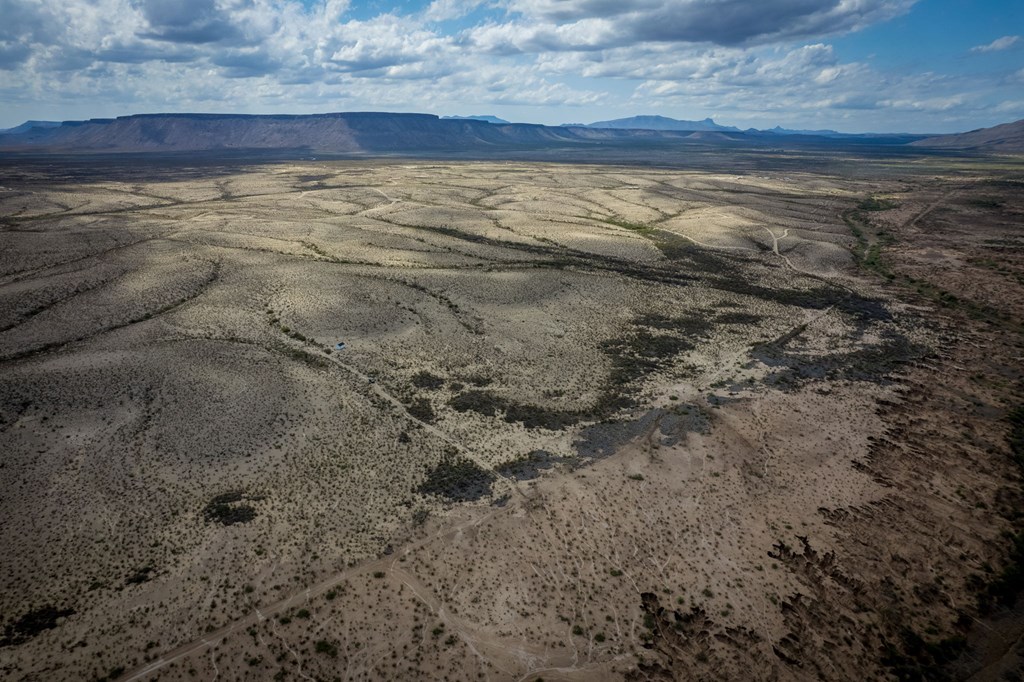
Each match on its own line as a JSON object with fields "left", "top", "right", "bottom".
{"left": 204, "top": 490, "right": 260, "bottom": 526}
{"left": 753, "top": 326, "right": 927, "bottom": 390}
{"left": 315, "top": 639, "right": 339, "bottom": 657}
{"left": 411, "top": 371, "right": 445, "bottom": 390}
{"left": 407, "top": 397, "right": 436, "bottom": 424}
{"left": 126, "top": 566, "right": 155, "bottom": 586}
{"left": 1, "top": 605, "right": 75, "bottom": 647}
{"left": 418, "top": 453, "right": 495, "bottom": 502}
{"left": 495, "top": 450, "right": 569, "bottom": 480}
{"left": 596, "top": 312, "right": 711, "bottom": 413}
{"left": 448, "top": 390, "right": 582, "bottom": 430}
{"left": 858, "top": 195, "right": 898, "bottom": 211}
{"left": 714, "top": 274, "right": 893, "bottom": 323}
{"left": 449, "top": 390, "right": 501, "bottom": 417}
{"left": 451, "top": 311, "right": 713, "bottom": 429}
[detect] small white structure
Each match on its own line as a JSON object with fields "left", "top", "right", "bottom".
{"left": 334, "top": 341, "right": 347, "bottom": 351}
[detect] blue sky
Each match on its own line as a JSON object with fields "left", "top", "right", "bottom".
{"left": 1, "top": 0, "right": 1021, "bottom": 132}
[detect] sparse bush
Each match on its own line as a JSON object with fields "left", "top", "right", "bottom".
{"left": 411, "top": 371, "right": 445, "bottom": 390}
{"left": 407, "top": 398, "right": 436, "bottom": 424}
{"left": 0, "top": 605, "right": 75, "bottom": 646}
{"left": 315, "top": 640, "right": 338, "bottom": 657}
{"left": 203, "top": 491, "right": 258, "bottom": 526}
{"left": 418, "top": 454, "right": 495, "bottom": 502}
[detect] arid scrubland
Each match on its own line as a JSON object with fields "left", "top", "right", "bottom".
{"left": 0, "top": 157, "right": 1022, "bottom": 680}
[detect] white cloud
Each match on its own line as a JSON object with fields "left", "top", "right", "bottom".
{"left": 497, "top": 0, "right": 918, "bottom": 48}
{"left": 327, "top": 16, "right": 456, "bottom": 73}
{"left": 422, "top": 0, "right": 484, "bottom": 22}
{"left": 0, "top": 0, "right": 1015, "bottom": 133}
{"left": 970, "top": 35, "right": 1020, "bottom": 53}
{"left": 878, "top": 96, "right": 965, "bottom": 112}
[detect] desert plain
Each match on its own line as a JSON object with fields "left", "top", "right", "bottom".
{"left": 1, "top": 151, "right": 1023, "bottom": 681}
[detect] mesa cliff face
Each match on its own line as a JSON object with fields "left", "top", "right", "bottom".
{"left": 0, "top": 112, "right": 610, "bottom": 153}
{"left": 12, "top": 111, "right": 1020, "bottom": 154}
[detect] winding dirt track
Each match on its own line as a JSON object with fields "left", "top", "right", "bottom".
{"left": 117, "top": 296, "right": 828, "bottom": 682}
{"left": 121, "top": 503, "right": 505, "bottom": 681}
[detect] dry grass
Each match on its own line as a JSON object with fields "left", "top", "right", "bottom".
{"left": 0, "top": 159, "right": 1022, "bottom": 680}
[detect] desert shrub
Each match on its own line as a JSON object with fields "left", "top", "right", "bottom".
{"left": 126, "top": 566, "right": 154, "bottom": 585}
{"left": 858, "top": 195, "right": 898, "bottom": 211}
{"left": 407, "top": 397, "right": 436, "bottom": 424}
{"left": 449, "top": 390, "right": 501, "bottom": 417}
{"left": 418, "top": 454, "right": 495, "bottom": 502}
{"left": 315, "top": 640, "right": 338, "bottom": 657}
{"left": 0, "top": 605, "right": 75, "bottom": 646}
{"left": 411, "top": 371, "right": 445, "bottom": 390}
{"left": 495, "top": 450, "right": 566, "bottom": 480}
{"left": 449, "top": 391, "right": 581, "bottom": 430}
{"left": 204, "top": 491, "right": 258, "bottom": 525}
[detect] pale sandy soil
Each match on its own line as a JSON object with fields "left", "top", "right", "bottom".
{"left": 0, "top": 159, "right": 1022, "bottom": 681}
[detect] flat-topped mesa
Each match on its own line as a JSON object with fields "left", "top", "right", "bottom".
{"left": 0, "top": 110, "right": 939, "bottom": 154}
{"left": 0, "top": 111, "right": 590, "bottom": 153}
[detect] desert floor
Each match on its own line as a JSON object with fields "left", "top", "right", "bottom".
{"left": 1, "top": 156, "right": 1023, "bottom": 681}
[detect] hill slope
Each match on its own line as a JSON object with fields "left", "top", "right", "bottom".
{"left": 910, "top": 119, "right": 1024, "bottom": 152}
{"left": 0, "top": 111, "right": 981, "bottom": 155}
{"left": 0, "top": 120, "right": 61, "bottom": 135}
{"left": 0, "top": 112, "right": 601, "bottom": 153}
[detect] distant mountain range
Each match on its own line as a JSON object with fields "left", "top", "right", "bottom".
{"left": 0, "top": 112, "right": 1018, "bottom": 154}
{"left": 569, "top": 115, "right": 1024, "bottom": 150}
{"left": 910, "top": 119, "right": 1024, "bottom": 153}
{"left": 441, "top": 115, "right": 510, "bottom": 124}
{"left": 566, "top": 115, "right": 915, "bottom": 139}
{"left": 761, "top": 125, "right": 844, "bottom": 137}
{"left": 575, "top": 115, "right": 741, "bottom": 133}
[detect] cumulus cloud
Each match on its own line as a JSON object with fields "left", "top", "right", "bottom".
{"left": 135, "top": 0, "right": 241, "bottom": 44}
{"left": 0, "top": 42, "right": 32, "bottom": 68}
{"left": 970, "top": 35, "right": 1020, "bottom": 53}
{"left": 422, "top": 0, "right": 485, "bottom": 22}
{"left": 539, "top": 42, "right": 861, "bottom": 91}
{"left": 211, "top": 50, "right": 283, "bottom": 78}
{"left": 327, "top": 16, "right": 456, "bottom": 73}
{"left": 0, "top": 0, "right": 1013, "bottom": 133}
{"left": 491, "top": 0, "right": 918, "bottom": 50}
